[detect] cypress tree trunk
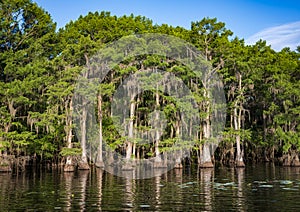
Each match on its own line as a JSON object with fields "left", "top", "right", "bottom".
{"left": 200, "top": 88, "right": 213, "bottom": 168}
{"left": 122, "top": 94, "right": 135, "bottom": 170}
{"left": 96, "top": 94, "right": 104, "bottom": 168}
{"left": 154, "top": 91, "right": 167, "bottom": 168}
{"left": 78, "top": 96, "right": 90, "bottom": 170}
{"left": 126, "top": 95, "right": 135, "bottom": 160}
{"left": 235, "top": 73, "right": 245, "bottom": 167}
{"left": 64, "top": 98, "right": 75, "bottom": 172}
{"left": 78, "top": 54, "right": 90, "bottom": 170}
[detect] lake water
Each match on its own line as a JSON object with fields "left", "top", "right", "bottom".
{"left": 1, "top": 164, "right": 300, "bottom": 211}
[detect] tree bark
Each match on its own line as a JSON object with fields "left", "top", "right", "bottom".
{"left": 154, "top": 91, "right": 167, "bottom": 168}
{"left": 78, "top": 96, "right": 90, "bottom": 170}
{"left": 122, "top": 94, "right": 135, "bottom": 171}
{"left": 78, "top": 54, "right": 90, "bottom": 170}
{"left": 96, "top": 94, "right": 104, "bottom": 168}
{"left": 234, "top": 72, "right": 245, "bottom": 167}
{"left": 126, "top": 94, "right": 135, "bottom": 160}
{"left": 64, "top": 97, "right": 75, "bottom": 172}
{"left": 200, "top": 87, "right": 213, "bottom": 168}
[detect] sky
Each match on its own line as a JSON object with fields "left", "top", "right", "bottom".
{"left": 33, "top": 0, "right": 300, "bottom": 51}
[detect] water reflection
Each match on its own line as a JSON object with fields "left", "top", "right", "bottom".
{"left": 0, "top": 172, "right": 11, "bottom": 208}
{"left": 199, "top": 168, "right": 214, "bottom": 211}
{"left": 63, "top": 172, "right": 74, "bottom": 211}
{"left": 1, "top": 165, "right": 300, "bottom": 210}
{"left": 174, "top": 168, "right": 183, "bottom": 184}
{"left": 174, "top": 167, "right": 183, "bottom": 207}
{"left": 236, "top": 168, "right": 245, "bottom": 211}
{"left": 155, "top": 175, "right": 161, "bottom": 210}
{"left": 124, "top": 176, "right": 135, "bottom": 211}
{"left": 78, "top": 170, "right": 89, "bottom": 211}
{"left": 96, "top": 168, "right": 103, "bottom": 211}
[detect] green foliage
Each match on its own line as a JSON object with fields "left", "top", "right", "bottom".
{"left": 1, "top": 0, "right": 300, "bottom": 165}
{"left": 60, "top": 147, "right": 82, "bottom": 157}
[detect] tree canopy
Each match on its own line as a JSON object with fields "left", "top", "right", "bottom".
{"left": 1, "top": 0, "right": 300, "bottom": 170}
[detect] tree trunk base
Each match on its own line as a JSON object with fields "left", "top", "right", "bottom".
{"left": 199, "top": 161, "right": 214, "bottom": 168}
{"left": 95, "top": 161, "right": 104, "bottom": 168}
{"left": 282, "top": 162, "right": 291, "bottom": 167}
{"left": 0, "top": 157, "right": 12, "bottom": 172}
{"left": 64, "top": 164, "right": 75, "bottom": 172}
{"left": 0, "top": 165, "right": 12, "bottom": 172}
{"left": 174, "top": 163, "right": 183, "bottom": 169}
{"left": 282, "top": 159, "right": 291, "bottom": 166}
{"left": 291, "top": 160, "right": 300, "bottom": 167}
{"left": 291, "top": 154, "right": 300, "bottom": 167}
{"left": 78, "top": 161, "right": 90, "bottom": 170}
{"left": 228, "top": 161, "right": 235, "bottom": 168}
{"left": 153, "top": 161, "right": 167, "bottom": 168}
{"left": 235, "top": 160, "right": 245, "bottom": 167}
{"left": 122, "top": 163, "right": 133, "bottom": 171}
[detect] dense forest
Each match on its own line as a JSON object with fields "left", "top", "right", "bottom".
{"left": 1, "top": 0, "right": 300, "bottom": 172}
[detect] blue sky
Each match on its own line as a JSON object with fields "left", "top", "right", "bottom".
{"left": 34, "top": 0, "right": 300, "bottom": 50}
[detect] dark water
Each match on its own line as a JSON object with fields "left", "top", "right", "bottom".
{"left": 1, "top": 164, "right": 300, "bottom": 211}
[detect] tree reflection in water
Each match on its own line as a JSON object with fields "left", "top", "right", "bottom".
{"left": 96, "top": 168, "right": 104, "bottom": 211}
{"left": 199, "top": 168, "right": 214, "bottom": 211}
{"left": 63, "top": 171, "right": 74, "bottom": 211}
{"left": 236, "top": 168, "right": 246, "bottom": 211}
{"left": 78, "top": 170, "right": 89, "bottom": 212}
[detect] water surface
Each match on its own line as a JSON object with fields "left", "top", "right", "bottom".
{"left": 1, "top": 164, "right": 300, "bottom": 211}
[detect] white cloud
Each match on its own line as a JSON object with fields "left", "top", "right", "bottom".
{"left": 246, "top": 21, "right": 300, "bottom": 51}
